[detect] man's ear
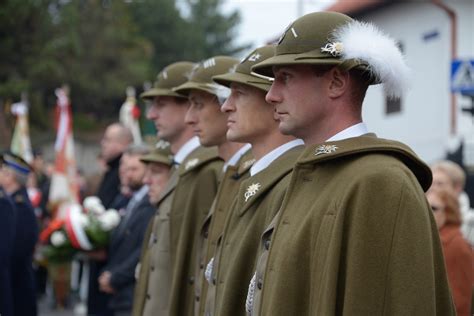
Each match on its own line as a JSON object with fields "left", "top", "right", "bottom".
{"left": 327, "top": 67, "right": 350, "bottom": 99}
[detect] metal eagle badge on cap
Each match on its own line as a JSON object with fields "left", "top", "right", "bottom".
{"left": 321, "top": 42, "right": 344, "bottom": 57}
{"left": 315, "top": 145, "right": 338, "bottom": 156}
{"left": 185, "top": 158, "right": 199, "bottom": 170}
{"left": 155, "top": 139, "right": 170, "bottom": 149}
{"left": 244, "top": 183, "right": 261, "bottom": 202}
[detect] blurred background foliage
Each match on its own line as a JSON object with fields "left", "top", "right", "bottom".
{"left": 0, "top": 0, "right": 248, "bottom": 143}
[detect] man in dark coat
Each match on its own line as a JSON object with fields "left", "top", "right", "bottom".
{"left": 0, "top": 152, "right": 39, "bottom": 316}
{"left": 88, "top": 123, "right": 133, "bottom": 316}
{"left": 0, "top": 187, "right": 16, "bottom": 316}
{"left": 98, "top": 145, "right": 155, "bottom": 315}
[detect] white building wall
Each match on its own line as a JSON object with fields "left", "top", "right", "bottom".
{"left": 356, "top": 0, "right": 473, "bottom": 163}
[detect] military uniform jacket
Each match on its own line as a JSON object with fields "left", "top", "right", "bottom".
{"left": 249, "top": 135, "right": 456, "bottom": 316}
{"left": 194, "top": 150, "right": 254, "bottom": 316}
{"left": 132, "top": 166, "right": 179, "bottom": 316}
{"left": 209, "top": 146, "right": 303, "bottom": 316}
{"left": 168, "top": 146, "right": 223, "bottom": 316}
{"left": 0, "top": 189, "right": 15, "bottom": 316}
{"left": 11, "top": 188, "right": 38, "bottom": 316}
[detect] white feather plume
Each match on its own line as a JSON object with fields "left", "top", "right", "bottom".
{"left": 332, "top": 21, "right": 411, "bottom": 99}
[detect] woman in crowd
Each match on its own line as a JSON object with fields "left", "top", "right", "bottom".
{"left": 426, "top": 188, "right": 473, "bottom": 316}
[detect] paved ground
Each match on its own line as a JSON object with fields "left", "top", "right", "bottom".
{"left": 38, "top": 296, "right": 85, "bottom": 316}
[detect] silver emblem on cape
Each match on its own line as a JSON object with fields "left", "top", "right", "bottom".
{"left": 321, "top": 42, "right": 344, "bottom": 57}
{"left": 241, "top": 159, "right": 256, "bottom": 170}
{"left": 205, "top": 257, "right": 214, "bottom": 284}
{"left": 315, "top": 144, "right": 338, "bottom": 156}
{"left": 185, "top": 158, "right": 199, "bottom": 170}
{"left": 245, "top": 273, "right": 257, "bottom": 314}
{"left": 244, "top": 183, "right": 261, "bottom": 202}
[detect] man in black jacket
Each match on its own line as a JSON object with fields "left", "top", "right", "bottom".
{"left": 88, "top": 123, "right": 133, "bottom": 316}
{"left": 0, "top": 187, "right": 16, "bottom": 316}
{"left": 98, "top": 145, "right": 155, "bottom": 315}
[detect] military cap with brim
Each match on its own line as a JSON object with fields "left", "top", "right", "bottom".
{"left": 252, "top": 11, "right": 410, "bottom": 98}
{"left": 140, "top": 61, "right": 196, "bottom": 100}
{"left": 213, "top": 45, "right": 275, "bottom": 92}
{"left": 0, "top": 151, "right": 32, "bottom": 174}
{"left": 140, "top": 139, "right": 173, "bottom": 166}
{"left": 173, "top": 56, "right": 239, "bottom": 97}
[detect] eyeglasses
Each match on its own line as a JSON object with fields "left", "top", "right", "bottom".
{"left": 431, "top": 205, "right": 443, "bottom": 212}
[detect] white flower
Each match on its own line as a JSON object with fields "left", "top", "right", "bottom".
{"left": 78, "top": 213, "right": 90, "bottom": 228}
{"left": 51, "top": 231, "right": 67, "bottom": 247}
{"left": 83, "top": 196, "right": 105, "bottom": 215}
{"left": 99, "top": 209, "right": 121, "bottom": 231}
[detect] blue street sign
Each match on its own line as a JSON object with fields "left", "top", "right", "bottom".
{"left": 451, "top": 59, "right": 474, "bottom": 95}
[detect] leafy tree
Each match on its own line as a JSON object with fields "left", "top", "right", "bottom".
{"left": 47, "top": 0, "right": 152, "bottom": 117}
{"left": 0, "top": 0, "right": 247, "bottom": 140}
{"left": 182, "top": 0, "right": 249, "bottom": 60}
{"left": 130, "top": 0, "right": 249, "bottom": 77}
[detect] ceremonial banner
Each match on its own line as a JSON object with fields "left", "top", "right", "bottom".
{"left": 10, "top": 98, "right": 33, "bottom": 163}
{"left": 119, "top": 86, "right": 142, "bottom": 144}
{"left": 48, "top": 87, "right": 80, "bottom": 218}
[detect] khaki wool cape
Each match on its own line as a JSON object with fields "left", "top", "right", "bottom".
{"left": 167, "top": 146, "right": 223, "bottom": 316}
{"left": 193, "top": 149, "right": 254, "bottom": 316}
{"left": 249, "top": 135, "right": 456, "bottom": 316}
{"left": 208, "top": 145, "right": 304, "bottom": 316}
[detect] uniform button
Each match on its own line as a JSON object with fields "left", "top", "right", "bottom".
{"left": 189, "top": 277, "right": 195, "bottom": 285}
{"left": 257, "top": 278, "right": 263, "bottom": 290}
{"left": 195, "top": 295, "right": 200, "bottom": 302}
{"left": 151, "top": 266, "right": 155, "bottom": 271}
{"left": 264, "top": 239, "right": 271, "bottom": 250}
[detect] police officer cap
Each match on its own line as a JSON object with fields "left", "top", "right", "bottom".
{"left": 0, "top": 151, "right": 32, "bottom": 175}
{"left": 173, "top": 56, "right": 239, "bottom": 97}
{"left": 140, "top": 61, "right": 196, "bottom": 100}
{"left": 140, "top": 139, "right": 173, "bottom": 166}
{"left": 213, "top": 45, "right": 275, "bottom": 92}
{"left": 252, "top": 11, "right": 410, "bottom": 98}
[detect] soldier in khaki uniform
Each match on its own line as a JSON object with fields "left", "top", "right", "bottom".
{"left": 175, "top": 55, "right": 255, "bottom": 316}
{"left": 171, "top": 55, "right": 243, "bottom": 316}
{"left": 133, "top": 141, "right": 173, "bottom": 316}
{"left": 132, "top": 61, "right": 223, "bottom": 316}
{"left": 202, "top": 45, "right": 304, "bottom": 316}
{"left": 246, "top": 12, "right": 456, "bottom": 315}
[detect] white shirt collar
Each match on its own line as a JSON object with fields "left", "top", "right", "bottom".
{"left": 250, "top": 139, "right": 304, "bottom": 177}
{"left": 223, "top": 143, "right": 252, "bottom": 172}
{"left": 326, "top": 122, "right": 368, "bottom": 142}
{"left": 174, "top": 136, "right": 201, "bottom": 164}
{"left": 132, "top": 185, "right": 149, "bottom": 202}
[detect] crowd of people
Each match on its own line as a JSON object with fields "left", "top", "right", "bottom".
{"left": 1, "top": 11, "right": 473, "bottom": 316}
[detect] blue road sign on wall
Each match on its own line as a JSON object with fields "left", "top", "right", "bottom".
{"left": 451, "top": 59, "right": 474, "bottom": 95}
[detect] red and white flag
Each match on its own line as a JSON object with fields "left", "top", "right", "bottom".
{"left": 119, "top": 86, "right": 142, "bottom": 144}
{"left": 48, "top": 87, "right": 80, "bottom": 218}
{"left": 10, "top": 98, "right": 33, "bottom": 164}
